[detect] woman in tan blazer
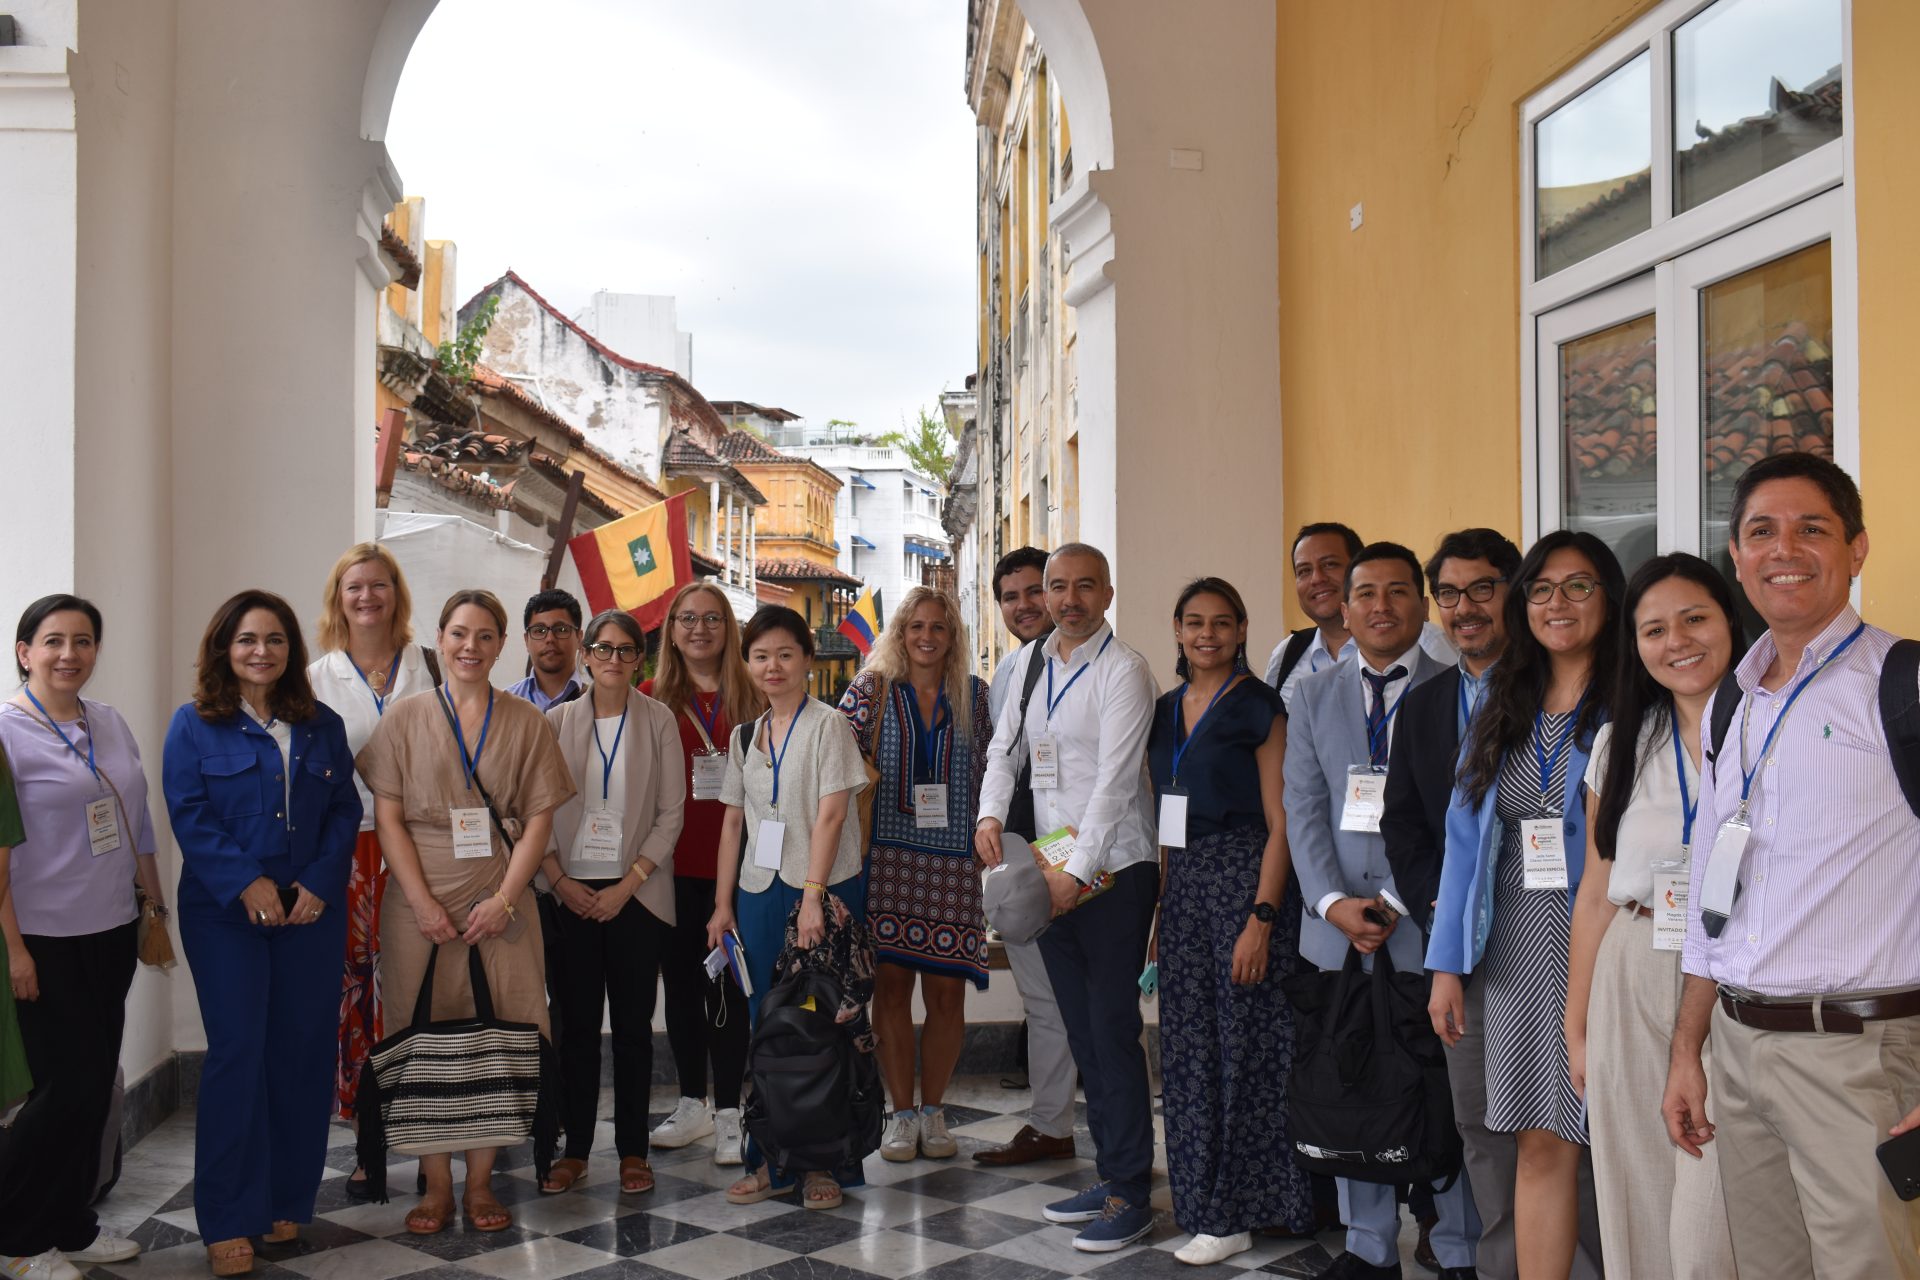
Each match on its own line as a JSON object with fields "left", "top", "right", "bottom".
{"left": 536, "top": 609, "right": 686, "bottom": 1197}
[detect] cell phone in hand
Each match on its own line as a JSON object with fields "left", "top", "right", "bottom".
{"left": 1362, "top": 905, "right": 1393, "bottom": 927}
{"left": 1878, "top": 1127, "right": 1920, "bottom": 1201}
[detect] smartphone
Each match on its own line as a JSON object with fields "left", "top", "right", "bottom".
{"left": 276, "top": 884, "right": 299, "bottom": 914}
{"left": 1138, "top": 962, "right": 1159, "bottom": 998}
{"left": 1878, "top": 1128, "right": 1920, "bottom": 1201}
{"left": 1362, "top": 905, "right": 1394, "bottom": 927}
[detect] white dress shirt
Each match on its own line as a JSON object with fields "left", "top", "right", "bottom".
{"left": 308, "top": 645, "right": 436, "bottom": 832}
{"left": 1312, "top": 642, "right": 1421, "bottom": 921}
{"left": 1269, "top": 620, "right": 1455, "bottom": 711}
{"left": 977, "top": 621, "right": 1159, "bottom": 884}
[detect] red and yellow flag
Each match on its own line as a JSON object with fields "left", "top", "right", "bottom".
{"left": 566, "top": 493, "right": 692, "bottom": 632}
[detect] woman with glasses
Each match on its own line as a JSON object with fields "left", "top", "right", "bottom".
{"left": 537, "top": 610, "right": 685, "bottom": 1197}
{"left": 642, "top": 584, "right": 761, "bottom": 1165}
{"left": 1428, "top": 531, "right": 1624, "bottom": 1280}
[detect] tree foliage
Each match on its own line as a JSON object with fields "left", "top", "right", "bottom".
{"left": 879, "top": 406, "right": 954, "bottom": 486}
{"left": 438, "top": 294, "right": 499, "bottom": 386}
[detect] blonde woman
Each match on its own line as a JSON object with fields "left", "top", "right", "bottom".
{"left": 836, "top": 587, "right": 991, "bottom": 1162}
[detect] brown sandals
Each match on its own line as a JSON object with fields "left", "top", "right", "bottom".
{"left": 261, "top": 1221, "right": 299, "bottom": 1244}
{"left": 206, "top": 1238, "right": 254, "bottom": 1276}
{"left": 462, "top": 1189, "right": 513, "bottom": 1232}
{"left": 541, "top": 1157, "right": 587, "bottom": 1194}
{"left": 619, "top": 1156, "right": 654, "bottom": 1195}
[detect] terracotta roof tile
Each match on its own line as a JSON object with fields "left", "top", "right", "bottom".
{"left": 663, "top": 430, "right": 767, "bottom": 505}
{"left": 397, "top": 451, "right": 511, "bottom": 509}
{"left": 379, "top": 222, "right": 423, "bottom": 290}
{"left": 756, "top": 557, "right": 863, "bottom": 589}
{"left": 467, "top": 364, "right": 667, "bottom": 505}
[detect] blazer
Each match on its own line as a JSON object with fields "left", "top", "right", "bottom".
{"left": 162, "top": 702, "right": 361, "bottom": 912}
{"left": 1424, "top": 711, "right": 1601, "bottom": 976}
{"left": 1380, "top": 666, "right": 1463, "bottom": 941}
{"left": 544, "top": 687, "right": 685, "bottom": 924}
{"left": 1285, "top": 647, "right": 1447, "bottom": 973}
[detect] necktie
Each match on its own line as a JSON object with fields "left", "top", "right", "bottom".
{"left": 1363, "top": 666, "right": 1407, "bottom": 767}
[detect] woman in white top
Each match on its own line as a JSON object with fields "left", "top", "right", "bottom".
{"left": 304, "top": 543, "right": 436, "bottom": 1192}
{"left": 1564, "top": 553, "right": 1743, "bottom": 1280}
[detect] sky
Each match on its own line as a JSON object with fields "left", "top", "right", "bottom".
{"left": 386, "top": 0, "right": 977, "bottom": 437}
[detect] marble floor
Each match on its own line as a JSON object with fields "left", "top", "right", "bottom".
{"left": 84, "top": 1078, "right": 1433, "bottom": 1279}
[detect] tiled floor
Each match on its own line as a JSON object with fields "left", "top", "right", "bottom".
{"left": 85, "top": 1078, "right": 1430, "bottom": 1278}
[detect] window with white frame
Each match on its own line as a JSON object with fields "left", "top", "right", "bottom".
{"left": 1522, "top": 0, "right": 1851, "bottom": 623}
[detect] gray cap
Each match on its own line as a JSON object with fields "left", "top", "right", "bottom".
{"left": 983, "top": 833, "right": 1052, "bottom": 945}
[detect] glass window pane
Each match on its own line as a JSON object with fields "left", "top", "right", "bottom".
{"left": 1536, "top": 52, "right": 1652, "bottom": 279}
{"left": 1700, "top": 240, "right": 1833, "bottom": 629}
{"left": 1560, "top": 311, "right": 1658, "bottom": 574}
{"left": 1674, "top": 0, "right": 1843, "bottom": 214}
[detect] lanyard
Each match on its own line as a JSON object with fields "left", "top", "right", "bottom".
{"left": 1171, "top": 676, "right": 1235, "bottom": 785}
{"left": 1669, "top": 716, "right": 1700, "bottom": 849}
{"left": 1533, "top": 689, "right": 1589, "bottom": 791}
{"left": 592, "top": 704, "right": 629, "bottom": 803}
{"left": 1364, "top": 674, "right": 1410, "bottom": 764}
{"left": 350, "top": 646, "right": 404, "bottom": 716}
{"left": 689, "top": 691, "right": 723, "bottom": 750}
{"left": 905, "top": 687, "right": 950, "bottom": 782}
{"left": 1458, "top": 673, "right": 1486, "bottom": 736}
{"left": 764, "top": 701, "right": 807, "bottom": 807}
{"left": 442, "top": 686, "right": 494, "bottom": 794}
{"left": 1736, "top": 621, "right": 1866, "bottom": 806}
{"left": 1045, "top": 632, "right": 1114, "bottom": 723}
{"left": 22, "top": 687, "right": 97, "bottom": 781}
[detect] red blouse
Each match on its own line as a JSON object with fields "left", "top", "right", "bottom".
{"left": 641, "top": 679, "right": 731, "bottom": 880}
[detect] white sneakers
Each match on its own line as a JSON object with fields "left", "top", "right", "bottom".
{"left": 649, "top": 1096, "right": 715, "bottom": 1149}
{"left": 66, "top": 1234, "right": 140, "bottom": 1264}
{"left": 918, "top": 1107, "right": 957, "bottom": 1159}
{"left": 1175, "top": 1232, "right": 1253, "bottom": 1265}
{"left": 881, "top": 1109, "right": 921, "bottom": 1162}
{"left": 713, "top": 1107, "right": 744, "bottom": 1165}
{"left": 1, "top": 1249, "right": 84, "bottom": 1280}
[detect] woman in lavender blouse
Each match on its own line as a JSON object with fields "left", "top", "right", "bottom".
{"left": 0, "top": 595, "right": 167, "bottom": 1279}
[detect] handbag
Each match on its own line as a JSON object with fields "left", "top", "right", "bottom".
{"left": 855, "top": 674, "right": 888, "bottom": 852}
{"left": 355, "top": 943, "right": 559, "bottom": 1198}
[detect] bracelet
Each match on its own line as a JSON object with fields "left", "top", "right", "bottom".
{"left": 630, "top": 862, "right": 651, "bottom": 884}
{"left": 495, "top": 890, "right": 516, "bottom": 919}
{"left": 803, "top": 879, "right": 827, "bottom": 894}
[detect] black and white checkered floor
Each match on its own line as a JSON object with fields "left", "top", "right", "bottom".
{"left": 85, "top": 1078, "right": 1431, "bottom": 1278}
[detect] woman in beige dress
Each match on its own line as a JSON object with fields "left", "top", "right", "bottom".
{"left": 355, "top": 589, "right": 576, "bottom": 1236}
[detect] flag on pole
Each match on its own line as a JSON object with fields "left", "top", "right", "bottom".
{"left": 565, "top": 493, "right": 693, "bottom": 632}
{"left": 837, "top": 586, "right": 884, "bottom": 657}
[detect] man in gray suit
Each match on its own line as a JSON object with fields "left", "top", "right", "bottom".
{"left": 1285, "top": 542, "right": 1481, "bottom": 1280}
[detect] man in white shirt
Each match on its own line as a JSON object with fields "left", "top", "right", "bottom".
{"left": 976, "top": 543, "right": 1160, "bottom": 1253}
{"left": 971, "top": 546, "right": 1077, "bottom": 1168}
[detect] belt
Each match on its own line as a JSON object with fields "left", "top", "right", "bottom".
{"left": 1717, "top": 985, "right": 1920, "bottom": 1034}
{"left": 1622, "top": 899, "right": 1655, "bottom": 920}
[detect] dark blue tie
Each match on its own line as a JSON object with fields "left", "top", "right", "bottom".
{"left": 1364, "top": 667, "right": 1406, "bottom": 767}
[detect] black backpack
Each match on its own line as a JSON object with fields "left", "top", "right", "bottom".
{"left": 1283, "top": 945, "right": 1461, "bottom": 1188}
{"left": 741, "top": 969, "right": 884, "bottom": 1174}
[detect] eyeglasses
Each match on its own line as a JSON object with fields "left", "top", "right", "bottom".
{"left": 1524, "top": 576, "right": 1599, "bottom": 605}
{"left": 526, "top": 623, "right": 578, "bottom": 640}
{"left": 673, "top": 612, "right": 725, "bottom": 630}
{"left": 587, "top": 642, "right": 642, "bottom": 664}
{"left": 1433, "top": 577, "right": 1505, "bottom": 608}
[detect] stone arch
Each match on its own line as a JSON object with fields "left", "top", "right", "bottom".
{"left": 361, "top": 0, "right": 439, "bottom": 143}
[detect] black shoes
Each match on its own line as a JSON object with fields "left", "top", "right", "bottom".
{"left": 1320, "top": 1253, "right": 1403, "bottom": 1279}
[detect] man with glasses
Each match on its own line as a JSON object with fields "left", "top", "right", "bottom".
{"left": 510, "top": 589, "right": 586, "bottom": 710}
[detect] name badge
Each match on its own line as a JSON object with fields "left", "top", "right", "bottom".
{"left": 580, "top": 807, "right": 623, "bottom": 862}
{"left": 1651, "top": 854, "right": 1690, "bottom": 952}
{"left": 1030, "top": 736, "right": 1060, "bottom": 790}
{"left": 1520, "top": 818, "right": 1568, "bottom": 890}
{"left": 913, "top": 783, "right": 949, "bottom": 829}
{"left": 450, "top": 807, "right": 493, "bottom": 859}
{"left": 85, "top": 795, "right": 122, "bottom": 856}
{"left": 1158, "top": 789, "right": 1189, "bottom": 848}
{"left": 1340, "top": 766, "right": 1388, "bottom": 834}
{"left": 1698, "top": 812, "right": 1752, "bottom": 933}
{"left": 691, "top": 752, "right": 727, "bottom": 802}
{"left": 753, "top": 818, "right": 787, "bottom": 871}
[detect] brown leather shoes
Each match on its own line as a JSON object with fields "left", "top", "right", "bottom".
{"left": 971, "top": 1124, "right": 1075, "bottom": 1165}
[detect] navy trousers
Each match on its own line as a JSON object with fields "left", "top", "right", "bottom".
{"left": 1038, "top": 860, "right": 1159, "bottom": 1206}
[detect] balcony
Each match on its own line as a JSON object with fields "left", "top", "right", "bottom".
{"left": 815, "top": 625, "right": 861, "bottom": 661}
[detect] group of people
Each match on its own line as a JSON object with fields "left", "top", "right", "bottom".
{"left": 0, "top": 449, "right": 1915, "bottom": 1280}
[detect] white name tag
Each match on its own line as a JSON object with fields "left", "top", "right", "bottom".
{"left": 914, "top": 783, "right": 949, "bottom": 829}
{"left": 1520, "top": 818, "right": 1568, "bottom": 890}
{"left": 85, "top": 795, "right": 122, "bottom": 856}
{"left": 1698, "top": 813, "right": 1751, "bottom": 925}
{"left": 1158, "top": 790, "right": 1189, "bottom": 848}
{"left": 1340, "top": 766, "right": 1388, "bottom": 834}
{"left": 1651, "top": 855, "right": 1689, "bottom": 952}
{"left": 450, "top": 807, "right": 493, "bottom": 859}
{"left": 1030, "top": 736, "right": 1060, "bottom": 790}
{"left": 580, "top": 807, "right": 623, "bottom": 862}
{"left": 753, "top": 818, "right": 787, "bottom": 871}
{"left": 691, "top": 752, "right": 727, "bottom": 802}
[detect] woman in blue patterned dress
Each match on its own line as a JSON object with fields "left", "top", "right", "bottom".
{"left": 1148, "top": 577, "right": 1314, "bottom": 1266}
{"left": 838, "top": 587, "right": 991, "bottom": 1164}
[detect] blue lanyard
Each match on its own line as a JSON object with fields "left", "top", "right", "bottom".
{"left": 1365, "top": 675, "right": 1411, "bottom": 764}
{"left": 1670, "top": 716, "right": 1699, "bottom": 849}
{"left": 905, "top": 687, "right": 950, "bottom": 782}
{"left": 592, "top": 704, "right": 629, "bottom": 804}
{"left": 351, "top": 646, "right": 403, "bottom": 716}
{"left": 1045, "top": 632, "right": 1114, "bottom": 723}
{"left": 1458, "top": 673, "right": 1485, "bottom": 738}
{"left": 1533, "top": 689, "right": 1589, "bottom": 791}
{"left": 691, "top": 692, "right": 722, "bottom": 743}
{"left": 765, "top": 701, "right": 807, "bottom": 807}
{"left": 23, "top": 687, "right": 96, "bottom": 781}
{"left": 1736, "top": 621, "right": 1866, "bottom": 804}
{"left": 442, "top": 686, "right": 494, "bottom": 794}
{"left": 1170, "top": 676, "right": 1235, "bottom": 785}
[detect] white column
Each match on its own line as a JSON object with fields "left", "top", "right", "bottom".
{"left": 708, "top": 478, "right": 721, "bottom": 559}
{"left": 723, "top": 490, "right": 736, "bottom": 585}
{"left": 746, "top": 503, "right": 757, "bottom": 587}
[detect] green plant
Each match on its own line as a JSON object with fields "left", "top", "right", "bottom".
{"left": 879, "top": 406, "right": 955, "bottom": 486}
{"left": 438, "top": 293, "right": 499, "bottom": 386}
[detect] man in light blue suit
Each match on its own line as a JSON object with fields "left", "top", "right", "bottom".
{"left": 1284, "top": 542, "right": 1481, "bottom": 1280}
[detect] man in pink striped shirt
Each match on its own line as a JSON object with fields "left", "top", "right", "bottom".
{"left": 1664, "top": 452, "right": 1920, "bottom": 1280}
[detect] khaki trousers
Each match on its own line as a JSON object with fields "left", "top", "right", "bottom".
{"left": 1711, "top": 1001, "right": 1920, "bottom": 1280}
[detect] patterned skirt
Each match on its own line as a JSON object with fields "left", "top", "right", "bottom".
{"left": 864, "top": 843, "right": 988, "bottom": 989}
{"left": 335, "top": 830, "right": 385, "bottom": 1119}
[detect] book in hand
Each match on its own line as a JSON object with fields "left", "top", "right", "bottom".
{"left": 704, "top": 931, "right": 754, "bottom": 997}
{"left": 1033, "top": 827, "right": 1113, "bottom": 906}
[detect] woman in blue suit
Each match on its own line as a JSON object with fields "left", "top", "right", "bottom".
{"left": 1425, "top": 530, "right": 1622, "bottom": 1280}
{"left": 164, "top": 590, "right": 361, "bottom": 1277}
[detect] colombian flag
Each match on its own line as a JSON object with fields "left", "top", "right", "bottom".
{"left": 837, "top": 587, "right": 883, "bottom": 656}
{"left": 566, "top": 493, "right": 692, "bottom": 632}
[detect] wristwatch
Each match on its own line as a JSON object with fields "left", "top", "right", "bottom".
{"left": 1249, "top": 901, "right": 1278, "bottom": 924}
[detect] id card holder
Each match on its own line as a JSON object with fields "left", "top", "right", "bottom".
{"left": 1520, "top": 818, "right": 1569, "bottom": 890}
{"left": 85, "top": 795, "right": 122, "bottom": 856}
{"left": 753, "top": 818, "right": 787, "bottom": 871}
{"left": 1699, "top": 810, "right": 1752, "bottom": 937}
{"left": 691, "top": 751, "right": 727, "bottom": 801}
{"left": 1650, "top": 853, "right": 1690, "bottom": 952}
{"left": 913, "top": 783, "right": 949, "bottom": 829}
{"left": 580, "top": 808, "right": 623, "bottom": 862}
{"left": 1158, "top": 788, "right": 1189, "bottom": 848}
{"left": 1030, "top": 736, "right": 1060, "bottom": 790}
{"left": 450, "top": 807, "right": 493, "bottom": 859}
{"left": 1340, "top": 766, "right": 1388, "bottom": 834}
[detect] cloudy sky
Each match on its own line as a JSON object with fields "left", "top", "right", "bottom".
{"left": 386, "top": 0, "right": 977, "bottom": 436}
